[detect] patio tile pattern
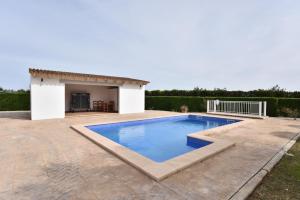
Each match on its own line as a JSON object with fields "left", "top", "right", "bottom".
{"left": 0, "top": 111, "right": 299, "bottom": 200}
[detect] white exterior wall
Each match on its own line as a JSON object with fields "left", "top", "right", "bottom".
{"left": 30, "top": 76, "right": 65, "bottom": 120}
{"left": 118, "top": 84, "right": 145, "bottom": 114}
{"left": 30, "top": 75, "right": 146, "bottom": 119}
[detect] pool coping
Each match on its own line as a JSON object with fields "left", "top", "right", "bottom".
{"left": 71, "top": 114, "right": 252, "bottom": 181}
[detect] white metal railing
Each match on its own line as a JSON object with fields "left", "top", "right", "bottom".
{"left": 207, "top": 100, "right": 267, "bottom": 117}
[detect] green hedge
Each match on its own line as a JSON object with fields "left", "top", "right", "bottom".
{"left": 145, "top": 96, "right": 207, "bottom": 113}
{"left": 146, "top": 88, "right": 300, "bottom": 98}
{"left": 277, "top": 98, "right": 300, "bottom": 117}
{"left": 1, "top": 93, "right": 299, "bottom": 117}
{"left": 146, "top": 96, "right": 300, "bottom": 117}
{"left": 0, "top": 93, "right": 30, "bottom": 111}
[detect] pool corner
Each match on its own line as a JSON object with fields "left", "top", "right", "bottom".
{"left": 71, "top": 114, "right": 241, "bottom": 181}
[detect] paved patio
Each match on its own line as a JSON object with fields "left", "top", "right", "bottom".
{"left": 0, "top": 111, "right": 299, "bottom": 200}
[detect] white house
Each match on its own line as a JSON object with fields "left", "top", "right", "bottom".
{"left": 29, "top": 68, "right": 149, "bottom": 120}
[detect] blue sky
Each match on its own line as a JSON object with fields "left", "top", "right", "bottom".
{"left": 0, "top": 0, "right": 299, "bottom": 90}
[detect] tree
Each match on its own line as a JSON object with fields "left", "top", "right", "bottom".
{"left": 270, "top": 84, "right": 285, "bottom": 92}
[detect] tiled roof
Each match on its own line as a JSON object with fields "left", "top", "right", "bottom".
{"left": 29, "top": 68, "right": 149, "bottom": 85}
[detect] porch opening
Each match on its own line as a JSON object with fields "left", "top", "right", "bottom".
{"left": 65, "top": 83, "right": 119, "bottom": 113}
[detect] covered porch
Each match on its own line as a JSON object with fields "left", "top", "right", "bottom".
{"left": 65, "top": 81, "right": 119, "bottom": 113}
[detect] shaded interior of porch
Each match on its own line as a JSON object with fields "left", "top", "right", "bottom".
{"left": 65, "top": 83, "right": 119, "bottom": 113}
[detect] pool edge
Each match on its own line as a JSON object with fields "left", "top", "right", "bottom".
{"left": 70, "top": 114, "right": 250, "bottom": 181}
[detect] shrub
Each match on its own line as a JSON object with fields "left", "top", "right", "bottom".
{"left": 146, "top": 88, "right": 300, "bottom": 98}
{"left": 277, "top": 98, "right": 300, "bottom": 118}
{"left": 145, "top": 96, "right": 207, "bottom": 112}
{"left": 280, "top": 108, "right": 299, "bottom": 119}
{"left": 0, "top": 92, "right": 30, "bottom": 111}
{"left": 180, "top": 105, "right": 189, "bottom": 113}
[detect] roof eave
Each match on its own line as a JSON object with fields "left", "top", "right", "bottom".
{"left": 29, "top": 68, "right": 150, "bottom": 85}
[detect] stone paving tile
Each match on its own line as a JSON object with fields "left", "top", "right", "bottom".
{"left": 0, "top": 111, "right": 299, "bottom": 200}
{"left": 161, "top": 144, "right": 273, "bottom": 200}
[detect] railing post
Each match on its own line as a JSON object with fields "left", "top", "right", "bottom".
{"left": 259, "top": 102, "right": 262, "bottom": 117}
{"left": 213, "top": 100, "right": 217, "bottom": 113}
{"left": 207, "top": 100, "right": 209, "bottom": 113}
{"left": 263, "top": 101, "right": 267, "bottom": 117}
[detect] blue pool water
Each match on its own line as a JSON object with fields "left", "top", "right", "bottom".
{"left": 87, "top": 115, "right": 239, "bottom": 162}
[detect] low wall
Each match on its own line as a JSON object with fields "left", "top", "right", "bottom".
{"left": 0, "top": 111, "right": 31, "bottom": 119}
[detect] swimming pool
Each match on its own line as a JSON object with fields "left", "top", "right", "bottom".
{"left": 87, "top": 115, "right": 239, "bottom": 162}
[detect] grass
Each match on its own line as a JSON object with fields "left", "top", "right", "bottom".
{"left": 248, "top": 138, "right": 300, "bottom": 200}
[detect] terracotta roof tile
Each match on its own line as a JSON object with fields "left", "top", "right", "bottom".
{"left": 29, "top": 68, "right": 149, "bottom": 85}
